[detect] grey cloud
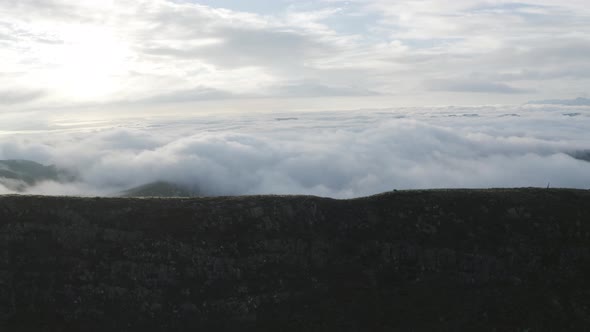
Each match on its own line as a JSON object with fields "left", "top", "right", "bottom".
{"left": 0, "top": 89, "right": 45, "bottom": 105}
{"left": 133, "top": 2, "right": 344, "bottom": 73}
{"left": 0, "top": 31, "right": 12, "bottom": 41}
{"left": 270, "top": 81, "right": 380, "bottom": 97}
{"left": 126, "top": 82, "right": 377, "bottom": 101}
{"left": 491, "top": 67, "right": 590, "bottom": 81}
{"left": 1, "top": 0, "right": 110, "bottom": 23}
{"left": 0, "top": 20, "right": 63, "bottom": 44}
{"left": 511, "top": 40, "right": 590, "bottom": 65}
{"left": 468, "top": 2, "right": 583, "bottom": 26}
{"left": 527, "top": 97, "right": 590, "bottom": 106}
{"left": 142, "top": 27, "right": 335, "bottom": 70}
{"left": 138, "top": 87, "right": 236, "bottom": 104}
{"left": 206, "top": 28, "right": 334, "bottom": 66}
{"left": 464, "top": 39, "right": 590, "bottom": 80}
{"left": 427, "top": 79, "right": 531, "bottom": 94}
{"left": 1, "top": 0, "right": 590, "bottom": 109}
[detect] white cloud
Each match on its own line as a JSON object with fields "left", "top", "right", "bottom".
{"left": 1, "top": 1, "right": 589, "bottom": 197}
{"left": 1, "top": 0, "right": 589, "bottom": 112}
{"left": 1, "top": 105, "right": 589, "bottom": 198}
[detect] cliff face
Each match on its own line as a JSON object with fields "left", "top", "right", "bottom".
{"left": 1, "top": 189, "right": 589, "bottom": 331}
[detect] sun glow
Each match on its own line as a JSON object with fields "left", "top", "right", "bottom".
{"left": 40, "top": 25, "right": 130, "bottom": 101}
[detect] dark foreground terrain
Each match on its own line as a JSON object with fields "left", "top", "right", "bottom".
{"left": 1, "top": 188, "right": 589, "bottom": 331}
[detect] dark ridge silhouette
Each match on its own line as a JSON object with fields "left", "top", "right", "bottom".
{"left": 569, "top": 150, "right": 590, "bottom": 162}
{"left": 0, "top": 188, "right": 589, "bottom": 331}
{"left": 120, "top": 181, "right": 200, "bottom": 197}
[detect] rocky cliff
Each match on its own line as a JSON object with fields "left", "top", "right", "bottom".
{"left": 1, "top": 188, "right": 589, "bottom": 331}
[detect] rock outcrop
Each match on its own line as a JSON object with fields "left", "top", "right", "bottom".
{"left": 1, "top": 188, "right": 589, "bottom": 331}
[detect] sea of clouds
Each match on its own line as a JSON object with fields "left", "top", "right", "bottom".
{"left": 0, "top": 104, "right": 589, "bottom": 198}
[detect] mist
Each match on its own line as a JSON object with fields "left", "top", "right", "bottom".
{"left": 0, "top": 104, "right": 588, "bottom": 198}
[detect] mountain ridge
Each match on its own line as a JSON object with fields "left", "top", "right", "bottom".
{"left": 1, "top": 188, "right": 589, "bottom": 331}
{"left": 120, "top": 180, "right": 201, "bottom": 197}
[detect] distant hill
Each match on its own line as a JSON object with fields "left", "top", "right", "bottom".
{"left": 0, "top": 159, "right": 201, "bottom": 196}
{"left": 0, "top": 159, "right": 75, "bottom": 191}
{"left": 569, "top": 150, "right": 590, "bottom": 162}
{"left": 527, "top": 97, "right": 590, "bottom": 106}
{"left": 120, "top": 181, "right": 200, "bottom": 197}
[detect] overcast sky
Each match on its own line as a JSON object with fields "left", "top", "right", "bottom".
{"left": 1, "top": 0, "right": 590, "bottom": 114}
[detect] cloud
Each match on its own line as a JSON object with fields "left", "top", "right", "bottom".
{"left": 141, "top": 27, "right": 335, "bottom": 69}
{"left": 3, "top": 1, "right": 590, "bottom": 197}
{"left": 138, "top": 87, "right": 236, "bottom": 104}
{"left": 1, "top": 105, "right": 589, "bottom": 198}
{"left": 269, "top": 81, "right": 380, "bottom": 97}
{"left": 1, "top": 0, "right": 589, "bottom": 110}
{"left": 0, "top": 89, "right": 46, "bottom": 105}
{"left": 527, "top": 97, "right": 590, "bottom": 106}
{"left": 428, "top": 79, "right": 532, "bottom": 94}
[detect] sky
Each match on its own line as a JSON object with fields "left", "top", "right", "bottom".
{"left": 0, "top": 0, "right": 589, "bottom": 197}
{"left": 1, "top": 0, "right": 590, "bottom": 114}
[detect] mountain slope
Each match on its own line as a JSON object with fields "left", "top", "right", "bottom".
{"left": 0, "top": 159, "right": 75, "bottom": 191}
{"left": 120, "top": 181, "right": 200, "bottom": 197}
{"left": 1, "top": 188, "right": 589, "bottom": 331}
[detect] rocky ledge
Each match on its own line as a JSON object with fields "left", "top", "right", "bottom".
{"left": 1, "top": 188, "right": 589, "bottom": 331}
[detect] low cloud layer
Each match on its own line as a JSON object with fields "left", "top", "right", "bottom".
{"left": 1, "top": 105, "right": 589, "bottom": 198}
